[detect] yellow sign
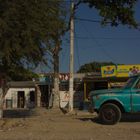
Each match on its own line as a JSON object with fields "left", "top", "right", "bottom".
{"left": 101, "top": 65, "right": 140, "bottom": 77}
{"left": 101, "top": 65, "right": 116, "bottom": 77}
{"left": 116, "top": 65, "right": 140, "bottom": 77}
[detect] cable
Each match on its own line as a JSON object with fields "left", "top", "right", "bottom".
{"left": 75, "top": 17, "right": 140, "bottom": 27}
{"left": 75, "top": 31, "right": 81, "bottom": 69}
{"left": 75, "top": 36, "right": 140, "bottom": 40}
{"left": 60, "top": 41, "right": 69, "bottom": 72}
{"left": 79, "top": 21, "right": 118, "bottom": 64}
{"left": 75, "top": 17, "right": 112, "bottom": 24}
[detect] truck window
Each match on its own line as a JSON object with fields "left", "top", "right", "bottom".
{"left": 123, "top": 77, "right": 137, "bottom": 89}
{"left": 134, "top": 79, "right": 140, "bottom": 89}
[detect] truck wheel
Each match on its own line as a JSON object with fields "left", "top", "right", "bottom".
{"left": 99, "top": 103, "right": 121, "bottom": 125}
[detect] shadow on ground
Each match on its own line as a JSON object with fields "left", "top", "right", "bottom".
{"left": 121, "top": 114, "right": 140, "bottom": 122}
{"left": 76, "top": 113, "right": 140, "bottom": 124}
{"left": 76, "top": 116, "right": 101, "bottom": 124}
{"left": 3, "top": 109, "right": 36, "bottom": 118}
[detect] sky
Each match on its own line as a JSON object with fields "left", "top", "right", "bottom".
{"left": 59, "top": 0, "right": 140, "bottom": 73}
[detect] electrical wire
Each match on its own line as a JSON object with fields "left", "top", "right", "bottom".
{"left": 75, "top": 17, "right": 140, "bottom": 27}
{"left": 75, "top": 36, "right": 140, "bottom": 40}
{"left": 79, "top": 21, "right": 118, "bottom": 64}
{"left": 75, "top": 31, "right": 81, "bottom": 69}
{"left": 60, "top": 40, "right": 69, "bottom": 72}
{"left": 75, "top": 17, "right": 111, "bottom": 24}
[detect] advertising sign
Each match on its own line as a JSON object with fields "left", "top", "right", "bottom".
{"left": 101, "top": 65, "right": 140, "bottom": 78}
{"left": 116, "top": 65, "right": 140, "bottom": 77}
{"left": 59, "top": 74, "right": 69, "bottom": 81}
{"left": 101, "top": 65, "right": 116, "bottom": 77}
{"left": 60, "top": 91, "right": 69, "bottom": 108}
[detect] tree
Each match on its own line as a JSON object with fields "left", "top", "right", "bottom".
{"left": 0, "top": 75, "right": 7, "bottom": 118}
{"left": 77, "top": 61, "right": 115, "bottom": 73}
{"left": 75, "top": 0, "right": 138, "bottom": 28}
{"left": 0, "top": 0, "right": 67, "bottom": 80}
{"left": 0, "top": 0, "right": 67, "bottom": 116}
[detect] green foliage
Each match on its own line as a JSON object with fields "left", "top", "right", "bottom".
{"left": 77, "top": 61, "right": 116, "bottom": 73}
{"left": 78, "top": 0, "right": 138, "bottom": 28}
{"left": 0, "top": 0, "right": 67, "bottom": 80}
{"left": 8, "top": 66, "right": 39, "bottom": 81}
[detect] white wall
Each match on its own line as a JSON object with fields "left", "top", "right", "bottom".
{"left": 60, "top": 90, "right": 84, "bottom": 108}
{"left": 4, "top": 88, "right": 35, "bottom": 109}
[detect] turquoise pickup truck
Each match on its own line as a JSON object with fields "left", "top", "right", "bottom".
{"left": 89, "top": 74, "right": 140, "bottom": 125}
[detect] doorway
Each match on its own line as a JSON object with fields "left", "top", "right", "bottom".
{"left": 39, "top": 85, "right": 49, "bottom": 107}
{"left": 17, "top": 91, "right": 25, "bottom": 108}
{"left": 30, "top": 91, "right": 35, "bottom": 102}
{"left": 29, "top": 91, "right": 36, "bottom": 108}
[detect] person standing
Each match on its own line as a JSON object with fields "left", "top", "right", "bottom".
{"left": 128, "top": 68, "right": 133, "bottom": 77}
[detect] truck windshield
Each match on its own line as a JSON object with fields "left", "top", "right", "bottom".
{"left": 123, "top": 76, "right": 137, "bottom": 89}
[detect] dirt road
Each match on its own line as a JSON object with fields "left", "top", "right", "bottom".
{"left": 0, "top": 108, "right": 140, "bottom": 140}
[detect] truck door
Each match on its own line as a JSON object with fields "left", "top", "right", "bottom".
{"left": 131, "top": 79, "right": 140, "bottom": 112}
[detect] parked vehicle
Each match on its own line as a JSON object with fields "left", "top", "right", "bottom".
{"left": 89, "top": 74, "right": 140, "bottom": 125}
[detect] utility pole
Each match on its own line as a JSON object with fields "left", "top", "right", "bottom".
{"left": 69, "top": 0, "right": 74, "bottom": 112}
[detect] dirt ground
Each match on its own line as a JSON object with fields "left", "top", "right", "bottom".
{"left": 0, "top": 108, "right": 140, "bottom": 140}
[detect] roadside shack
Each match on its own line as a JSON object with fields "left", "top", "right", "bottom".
{"left": 83, "top": 76, "right": 128, "bottom": 100}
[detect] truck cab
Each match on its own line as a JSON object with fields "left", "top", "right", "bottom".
{"left": 89, "top": 74, "right": 140, "bottom": 124}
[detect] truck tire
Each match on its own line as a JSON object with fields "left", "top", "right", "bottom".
{"left": 99, "top": 103, "right": 121, "bottom": 125}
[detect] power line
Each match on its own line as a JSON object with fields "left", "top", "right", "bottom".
{"left": 75, "top": 17, "right": 140, "bottom": 26}
{"left": 75, "top": 17, "right": 112, "bottom": 24}
{"left": 63, "top": 35, "right": 140, "bottom": 41}
{"left": 79, "top": 21, "right": 118, "bottom": 64}
{"left": 75, "top": 31, "right": 81, "bottom": 69}
{"left": 60, "top": 44, "right": 69, "bottom": 70}
{"left": 75, "top": 36, "right": 140, "bottom": 40}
